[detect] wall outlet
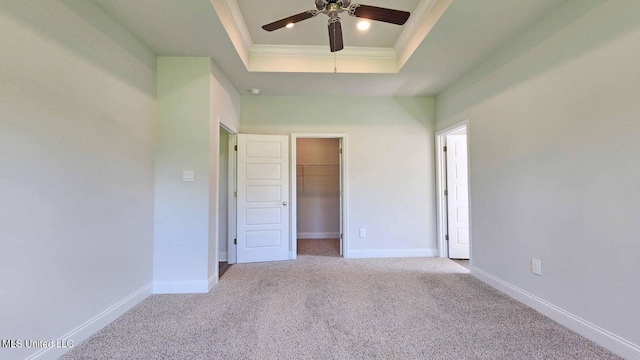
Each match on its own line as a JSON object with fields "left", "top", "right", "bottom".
{"left": 531, "top": 258, "right": 542, "bottom": 276}
{"left": 359, "top": 228, "right": 366, "bottom": 237}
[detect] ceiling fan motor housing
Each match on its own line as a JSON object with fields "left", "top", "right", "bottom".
{"left": 316, "top": 0, "right": 351, "bottom": 11}
{"left": 265, "top": 0, "right": 409, "bottom": 53}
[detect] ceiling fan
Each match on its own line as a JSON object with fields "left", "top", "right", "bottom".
{"left": 261, "top": 0, "right": 411, "bottom": 52}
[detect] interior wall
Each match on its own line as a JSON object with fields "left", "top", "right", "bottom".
{"left": 0, "top": 1, "right": 156, "bottom": 359}
{"left": 296, "top": 138, "right": 340, "bottom": 239}
{"left": 208, "top": 59, "right": 240, "bottom": 279}
{"left": 155, "top": 57, "right": 213, "bottom": 293}
{"left": 154, "top": 56, "right": 239, "bottom": 292}
{"left": 436, "top": 0, "right": 640, "bottom": 354}
{"left": 241, "top": 96, "right": 437, "bottom": 258}
{"left": 218, "top": 128, "right": 230, "bottom": 261}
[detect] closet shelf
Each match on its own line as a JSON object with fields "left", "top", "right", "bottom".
{"left": 296, "top": 164, "right": 340, "bottom": 183}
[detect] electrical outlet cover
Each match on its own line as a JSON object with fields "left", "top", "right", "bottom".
{"left": 531, "top": 258, "right": 542, "bottom": 275}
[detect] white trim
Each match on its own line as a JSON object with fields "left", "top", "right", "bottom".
{"left": 249, "top": 45, "right": 396, "bottom": 58}
{"left": 395, "top": 0, "right": 436, "bottom": 54}
{"left": 395, "top": 0, "right": 452, "bottom": 69}
{"left": 209, "top": 0, "right": 249, "bottom": 67}
{"left": 221, "top": 0, "right": 253, "bottom": 51}
{"left": 227, "top": 134, "right": 237, "bottom": 264}
{"left": 435, "top": 120, "right": 471, "bottom": 262}
{"left": 291, "top": 133, "right": 349, "bottom": 259}
{"left": 472, "top": 267, "right": 640, "bottom": 360}
{"left": 208, "top": 273, "right": 218, "bottom": 292}
{"left": 153, "top": 280, "right": 210, "bottom": 294}
{"left": 348, "top": 248, "right": 438, "bottom": 259}
{"left": 218, "top": 251, "right": 228, "bottom": 262}
{"left": 211, "top": 0, "right": 451, "bottom": 74}
{"left": 436, "top": 121, "right": 469, "bottom": 136}
{"left": 290, "top": 135, "right": 298, "bottom": 260}
{"left": 26, "top": 284, "right": 152, "bottom": 360}
{"left": 219, "top": 122, "right": 235, "bottom": 135}
{"left": 297, "top": 232, "right": 341, "bottom": 239}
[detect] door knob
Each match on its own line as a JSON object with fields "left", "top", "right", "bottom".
{"left": 283, "top": 202, "right": 288, "bottom": 206}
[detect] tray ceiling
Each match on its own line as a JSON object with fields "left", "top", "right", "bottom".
{"left": 211, "top": 0, "right": 452, "bottom": 73}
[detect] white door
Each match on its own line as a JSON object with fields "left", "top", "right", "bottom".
{"left": 338, "top": 140, "right": 343, "bottom": 256}
{"left": 446, "top": 134, "right": 470, "bottom": 259}
{"left": 236, "top": 134, "right": 290, "bottom": 263}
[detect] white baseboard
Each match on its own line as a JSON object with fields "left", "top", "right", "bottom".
{"left": 472, "top": 266, "right": 640, "bottom": 360}
{"left": 153, "top": 279, "right": 210, "bottom": 294}
{"left": 218, "top": 252, "right": 228, "bottom": 262}
{"left": 348, "top": 248, "right": 438, "bottom": 259}
{"left": 297, "top": 232, "right": 340, "bottom": 239}
{"left": 208, "top": 273, "right": 218, "bottom": 292}
{"left": 27, "top": 283, "right": 152, "bottom": 360}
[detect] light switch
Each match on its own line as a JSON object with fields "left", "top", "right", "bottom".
{"left": 182, "top": 171, "right": 194, "bottom": 182}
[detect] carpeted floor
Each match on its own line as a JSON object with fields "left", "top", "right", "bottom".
{"left": 451, "top": 259, "right": 470, "bottom": 269}
{"left": 297, "top": 238, "right": 341, "bottom": 257}
{"left": 61, "top": 256, "right": 620, "bottom": 360}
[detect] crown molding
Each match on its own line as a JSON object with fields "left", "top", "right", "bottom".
{"left": 222, "top": 0, "right": 254, "bottom": 50}
{"left": 211, "top": 0, "right": 450, "bottom": 74}
{"left": 209, "top": 0, "right": 249, "bottom": 67}
{"left": 249, "top": 45, "right": 396, "bottom": 58}
{"left": 395, "top": 0, "right": 452, "bottom": 68}
{"left": 395, "top": 0, "right": 436, "bottom": 55}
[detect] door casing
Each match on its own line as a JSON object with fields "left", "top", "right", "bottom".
{"left": 229, "top": 133, "right": 349, "bottom": 262}
{"left": 227, "top": 133, "right": 237, "bottom": 264}
{"left": 435, "top": 121, "right": 473, "bottom": 264}
{"left": 291, "top": 133, "right": 349, "bottom": 259}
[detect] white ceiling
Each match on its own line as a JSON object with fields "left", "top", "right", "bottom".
{"left": 92, "top": 0, "right": 566, "bottom": 97}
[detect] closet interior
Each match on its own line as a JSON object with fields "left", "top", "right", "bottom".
{"left": 296, "top": 138, "right": 341, "bottom": 257}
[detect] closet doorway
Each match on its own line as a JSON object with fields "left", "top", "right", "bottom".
{"left": 291, "top": 134, "right": 348, "bottom": 258}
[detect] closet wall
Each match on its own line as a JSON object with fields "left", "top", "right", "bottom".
{"left": 296, "top": 138, "right": 340, "bottom": 239}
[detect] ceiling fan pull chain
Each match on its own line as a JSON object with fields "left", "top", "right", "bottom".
{"left": 334, "top": 53, "right": 337, "bottom": 73}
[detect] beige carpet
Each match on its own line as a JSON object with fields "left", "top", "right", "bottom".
{"left": 61, "top": 256, "right": 620, "bottom": 360}
{"left": 297, "top": 238, "right": 341, "bottom": 257}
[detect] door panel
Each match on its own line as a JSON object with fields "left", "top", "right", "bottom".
{"left": 237, "top": 134, "right": 290, "bottom": 263}
{"left": 446, "top": 134, "right": 470, "bottom": 259}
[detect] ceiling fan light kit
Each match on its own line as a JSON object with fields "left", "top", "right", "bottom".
{"left": 262, "top": 0, "right": 410, "bottom": 53}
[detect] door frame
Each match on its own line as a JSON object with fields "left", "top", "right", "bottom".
{"left": 291, "top": 133, "right": 349, "bottom": 259}
{"left": 227, "top": 133, "right": 237, "bottom": 264}
{"left": 435, "top": 120, "right": 472, "bottom": 262}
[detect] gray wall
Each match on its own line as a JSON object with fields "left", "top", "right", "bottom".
{"left": 208, "top": 60, "right": 240, "bottom": 279}
{"left": 154, "top": 57, "right": 212, "bottom": 292}
{"left": 241, "top": 96, "right": 437, "bottom": 258}
{"left": 154, "top": 57, "right": 240, "bottom": 293}
{"left": 0, "top": 1, "right": 156, "bottom": 358}
{"left": 436, "top": 0, "right": 640, "bottom": 354}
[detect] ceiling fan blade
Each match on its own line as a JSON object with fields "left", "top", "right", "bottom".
{"left": 348, "top": 4, "right": 410, "bottom": 25}
{"left": 328, "top": 18, "right": 344, "bottom": 52}
{"left": 262, "top": 10, "right": 318, "bottom": 31}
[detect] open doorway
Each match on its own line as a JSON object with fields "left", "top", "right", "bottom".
{"left": 291, "top": 134, "right": 348, "bottom": 258}
{"left": 218, "top": 126, "right": 233, "bottom": 276}
{"left": 436, "top": 122, "right": 471, "bottom": 264}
